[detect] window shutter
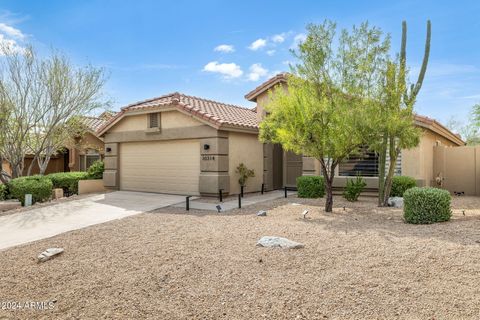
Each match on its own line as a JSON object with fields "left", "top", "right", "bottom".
{"left": 149, "top": 113, "right": 160, "bottom": 128}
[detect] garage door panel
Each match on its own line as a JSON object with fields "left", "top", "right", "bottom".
{"left": 120, "top": 140, "right": 200, "bottom": 195}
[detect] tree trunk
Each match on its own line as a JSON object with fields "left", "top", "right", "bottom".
{"left": 37, "top": 154, "right": 51, "bottom": 176}
{"left": 325, "top": 181, "right": 333, "bottom": 212}
{"left": 319, "top": 159, "right": 337, "bottom": 213}
{"left": 377, "top": 135, "right": 387, "bottom": 206}
{"left": 381, "top": 141, "right": 400, "bottom": 206}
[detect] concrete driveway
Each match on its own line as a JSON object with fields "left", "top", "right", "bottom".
{"left": 0, "top": 191, "right": 186, "bottom": 250}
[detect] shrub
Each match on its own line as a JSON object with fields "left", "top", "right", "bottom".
{"left": 8, "top": 176, "right": 53, "bottom": 205}
{"left": 343, "top": 176, "right": 367, "bottom": 202}
{"left": 236, "top": 163, "right": 255, "bottom": 187}
{"left": 403, "top": 187, "right": 452, "bottom": 224}
{"left": 391, "top": 176, "right": 416, "bottom": 197}
{"left": 87, "top": 160, "right": 104, "bottom": 179}
{"left": 0, "top": 183, "right": 7, "bottom": 200}
{"left": 297, "top": 176, "right": 325, "bottom": 198}
{"left": 47, "top": 172, "right": 90, "bottom": 195}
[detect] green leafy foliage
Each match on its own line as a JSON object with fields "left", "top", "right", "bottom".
{"left": 0, "top": 183, "right": 7, "bottom": 200}
{"left": 390, "top": 176, "right": 416, "bottom": 197}
{"left": 87, "top": 160, "right": 104, "bottom": 179}
{"left": 297, "top": 176, "right": 325, "bottom": 198}
{"left": 8, "top": 176, "right": 53, "bottom": 205}
{"left": 403, "top": 187, "right": 451, "bottom": 224}
{"left": 236, "top": 163, "right": 255, "bottom": 187}
{"left": 259, "top": 21, "right": 390, "bottom": 212}
{"left": 47, "top": 172, "right": 90, "bottom": 194}
{"left": 343, "top": 176, "right": 367, "bottom": 202}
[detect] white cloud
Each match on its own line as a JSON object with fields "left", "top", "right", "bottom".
{"left": 247, "top": 63, "right": 268, "bottom": 81}
{"left": 266, "top": 50, "right": 276, "bottom": 56}
{"left": 203, "top": 61, "right": 243, "bottom": 79}
{"left": 248, "top": 38, "right": 266, "bottom": 51}
{"left": 0, "top": 33, "right": 24, "bottom": 54}
{"left": 272, "top": 33, "right": 285, "bottom": 43}
{"left": 214, "top": 44, "right": 235, "bottom": 53}
{"left": 291, "top": 33, "right": 306, "bottom": 49}
{"left": 0, "top": 22, "right": 25, "bottom": 39}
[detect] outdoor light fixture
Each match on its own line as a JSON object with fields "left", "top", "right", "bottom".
{"left": 106, "top": 147, "right": 112, "bottom": 152}
{"left": 203, "top": 144, "right": 210, "bottom": 150}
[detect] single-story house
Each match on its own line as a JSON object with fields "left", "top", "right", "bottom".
{"left": 1, "top": 114, "right": 109, "bottom": 180}
{"left": 97, "top": 74, "right": 464, "bottom": 196}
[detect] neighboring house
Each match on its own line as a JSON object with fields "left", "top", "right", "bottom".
{"left": 97, "top": 74, "right": 464, "bottom": 196}
{"left": 1, "top": 114, "right": 109, "bottom": 179}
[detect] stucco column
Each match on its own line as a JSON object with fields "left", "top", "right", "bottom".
{"left": 103, "top": 143, "right": 119, "bottom": 189}
{"left": 302, "top": 156, "right": 319, "bottom": 176}
{"left": 198, "top": 136, "right": 230, "bottom": 196}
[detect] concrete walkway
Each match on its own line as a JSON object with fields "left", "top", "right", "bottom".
{"left": 0, "top": 191, "right": 186, "bottom": 250}
{"left": 173, "top": 190, "right": 296, "bottom": 211}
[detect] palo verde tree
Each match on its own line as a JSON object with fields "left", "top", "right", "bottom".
{"left": 259, "top": 21, "right": 390, "bottom": 212}
{"left": 0, "top": 45, "right": 107, "bottom": 178}
{"left": 371, "top": 21, "right": 431, "bottom": 206}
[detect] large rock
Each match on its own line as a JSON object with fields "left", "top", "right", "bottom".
{"left": 256, "top": 236, "right": 304, "bottom": 249}
{"left": 37, "top": 248, "right": 64, "bottom": 263}
{"left": 256, "top": 210, "right": 267, "bottom": 216}
{"left": 387, "top": 197, "right": 404, "bottom": 208}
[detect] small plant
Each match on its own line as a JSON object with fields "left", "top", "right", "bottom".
{"left": 391, "top": 176, "right": 417, "bottom": 197}
{"left": 236, "top": 163, "right": 255, "bottom": 187}
{"left": 0, "top": 183, "right": 7, "bottom": 200}
{"left": 403, "top": 187, "right": 452, "bottom": 224}
{"left": 297, "top": 176, "right": 325, "bottom": 198}
{"left": 8, "top": 175, "right": 53, "bottom": 205}
{"left": 343, "top": 175, "right": 367, "bottom": 202}
{"left": 46, "top": 172, "right": 90, "bottom": 195}
{"left": 87, "top": 160, "right": 105, "bottom": 179}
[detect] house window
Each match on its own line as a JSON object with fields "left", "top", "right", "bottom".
{"left": 148, "top": 113, "right": 160, "bottom": 128}
{"left": 80, "top": 149, "right": 101, "bottom": 171}
{"left": 339, "top": 145, "right": 378, "bottom": 177}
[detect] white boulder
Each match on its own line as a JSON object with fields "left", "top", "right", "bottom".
{"left": 37, "top": 248, "right": 64, "bottom": 263}
{"left": 387, "top": 197, "right": 404, "bottom": 208}
{"left": 256, "top": 236, "right": 304, "bottom": 249}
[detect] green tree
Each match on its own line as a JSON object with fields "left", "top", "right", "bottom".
{"left": 445, "top": 114, "right": 479, "bottom": 145}
{"left": 370, "top": 21, "right": 431, "bottom": 206}
{"left": 259, "top": 21, "right": 390, "bottom": 212}
{"left": 0, "top": 45, "right": 107, "bottom": 177}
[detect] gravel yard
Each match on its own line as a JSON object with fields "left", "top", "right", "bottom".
{"left": 1, "top": 195, "right": 479, "bottom": 319}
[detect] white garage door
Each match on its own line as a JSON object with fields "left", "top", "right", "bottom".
{"left": 120, "top": 140, "right": 200, "bottom": 195}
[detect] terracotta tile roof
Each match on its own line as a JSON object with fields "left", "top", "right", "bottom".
{"left": 97, "top": 92, "right": 259, "bottom": 134}
{"left": 81, "top": 116, "right": 110, "bottom": 132}
{"left": 245, "top": 73, "right": 288, "bottom": 102}
{"left": 414, "top": 114, "right": 465, "bottom": 146}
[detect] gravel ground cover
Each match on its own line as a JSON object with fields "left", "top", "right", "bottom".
{"left": 0, "top": 195, "right": 479, "bottom": 319}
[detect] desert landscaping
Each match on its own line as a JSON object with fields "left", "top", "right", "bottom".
{"left": 1, "top": 195, "right": 479, "bottom": 319}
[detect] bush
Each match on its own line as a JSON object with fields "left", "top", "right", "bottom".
{"left": 8, "top": 176, "right": 53, "bottom": 205}
{"left": 403, "top": 187, "right": 452, "bottom": 224}
{"left": 236, "top": 163, "right": 255, "bottom": 187}
{"left": 297, "top": 176, "right": 325, "bottom": 198}
{"left": 391, "top": 176, "right": 417, "bottom": 197}
{"left": 343, "top": 176, "right": 367, "bottom": 202}
{"left": 0, "top": 183, "right": 7, "bottom": 200}
{"left": 47, "top": 172, "right": 90, "bottom": 195}
{"left": 87, "top": 160, "right": 104, "bottom": 179}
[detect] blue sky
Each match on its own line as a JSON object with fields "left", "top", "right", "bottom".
{"left": 0, "top": 0, "right": 479, "bottom": 124}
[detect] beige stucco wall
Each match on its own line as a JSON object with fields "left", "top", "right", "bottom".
{"left": 108, "top": 110, "right": 207, "bottom": 134}
{"left": 78, "top": 179, "right": 105, "bottom": 195}
{"left": 228, "top": 132, "right": 263, "bottom": 194}
{"left": 161, "top": 110, "right": 204, "bottom": 129}
{"left": 402, "top": 129, "right": 459, "bottom": 186}
{"left": 254, "top": 82, "right": 288, "bottom": 122}
{"left": 109, "top": 114, "right": 147, "bottom": 132}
